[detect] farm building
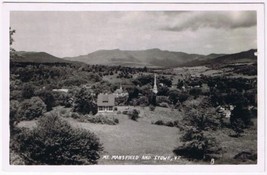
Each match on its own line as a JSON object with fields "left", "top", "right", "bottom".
{"left": 97, "top": 93, "right": 115, "bottom": 112}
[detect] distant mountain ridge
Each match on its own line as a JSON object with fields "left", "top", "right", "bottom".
{"left": 12, "top": 49, "right": 257, "bottom": 68}
{"left": 13, "top": 51, "right": 68, "bottom": 63}
{"left": 12, "top": 51, "right": 83, "bottom": 65}
{"left": 182, "top": 49, "right": 257, "bottom": 67}
{"left": 63, "top": 48, "right": 223, "bottom": 68}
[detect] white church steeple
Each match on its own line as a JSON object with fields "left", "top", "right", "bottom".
{"left": 153, "top": 74, "right": 158, "bottom": 94}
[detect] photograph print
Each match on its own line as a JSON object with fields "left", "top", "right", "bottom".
{"left": 9, "top": 7, "right": 259, "bottom": 166}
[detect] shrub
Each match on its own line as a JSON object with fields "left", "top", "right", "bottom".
{"left": 149, "top": 105, "right": 155, "bottom": 111}
{"left": 233, "top": 151, "right": 257, "bottom": 162}
{"left": 71, "top": 112, "right": 119, "bottom": 125}
{"left": 183, "top": 97, "right": 222, "bottom": 131}
{"left": 117, "top": 111, "right": 122, "bottom": 114}
{"left": 137, "top": 96, "right": 149, "bottom": 107}
{"left": 122, "top": 110, "right": 128, "bottom": 115}
{"left": 230, "top": 104, "right": 253, "bottom": 137}
{"left": 35, "top": 90, "right": 55, "bottom": 111}
{"left": 114, "top": 118, "right": 119, "bottom": 124}
{"left": 128, "top": 109, "right": 140, "bottom": 121}
{"left": 18, "top": 97, "right": 46, "bottom": 120}
{"left": 10, "top": 90, "right": 22, "bottom": 101}
{"left": 152, "top": 120, "right": 181, "bottom": 128}
{"left": 189, "top": 87, "right": 202, "bottom": 98}
{"left": 71, "top": 112, "right": 80, "bottom": 119}
{"left": 22, "top": 83, "right": 35, "bottom": 99}
{"left": 10, "top": 100, "right": 20, "bottom": 134}
{"left": 87, "top": 115, "right": 119, "bottom": 125}
{"left": 168, "top": 89, "right": 180, "bottom": 104}
{"left": 178, "top": 93, "right": 190, "bottom": 103}
{"left": 184, "top": 108, "right": 221, "bottom": 131}
{"left": 14, "top": 113, "right": 103, "bottom": 165}
{"left": 156, "top": 96, "right": 171, "bottom": 105}
{"left": 173, "top": 128, "right": 222, "bottom": 160}
{"left": 153, "top": 120, "right": 164, "bottom": 125}
{"left": 166, "top": 121, "right": 174, "bottom": 127}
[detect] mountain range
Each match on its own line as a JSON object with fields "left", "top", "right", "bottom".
{"left": 12, "top": 49, "right": 257, "bottom": 68}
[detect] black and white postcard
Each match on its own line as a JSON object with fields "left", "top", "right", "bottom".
{"left": 1, "top": 1, "right": 266, "bottom": 174}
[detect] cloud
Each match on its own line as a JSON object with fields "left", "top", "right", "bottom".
{"left": 10, "top": 11, "right": 257, "bottom": 57}
{"left": 162, "top": 11, "right": 256, "bottom": 31}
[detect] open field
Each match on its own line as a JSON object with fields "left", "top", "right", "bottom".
{"left": 17, "top": 106, "right": 257, "bottom": 165}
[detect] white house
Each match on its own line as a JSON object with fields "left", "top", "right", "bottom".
{"left": 97, "top": 93, "right": 115, "bottom": 112}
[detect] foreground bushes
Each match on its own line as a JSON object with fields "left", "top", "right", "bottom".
{"left": 11, "top": 113, "right": 103, "bottom": 165}
{"left": 152, "top": 120, "right": 180, "bottom": 128}
{"left": 18, "top": 97, "right": 46, "bottom": 121}
{"left": 230, "top": 104, "right": 253, "bottom": 137}
{"left": 127, "top": 109, "right": 140, "bottom": 121}
{"left": 173, "top": 128, "right": 222, "bottom": 160}
{"left": 71, "top": 112, "right": 119, "bottom": 125}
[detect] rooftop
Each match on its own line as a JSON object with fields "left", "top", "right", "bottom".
{"left": 97, "top": 93, "right": 115, "bottom": 106}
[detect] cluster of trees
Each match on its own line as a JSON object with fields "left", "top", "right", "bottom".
{"left": 10, "top": 113, "right": 103, "bottom": 165}
{"left": 224, "top": 64, "right": 257, "bottom": 76}
{"left": 11, "top": 62, "right": 102, "bottom": 88}
{"left": 81, "top": 64, "right": 148, "bottom": 76}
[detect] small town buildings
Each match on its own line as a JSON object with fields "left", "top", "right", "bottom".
{"left": 113, "top": 84, "right": 129, "bottom": 98}
{"left": 97, "top": 93, "right": 115, "bottom": 112}
{"left": 52, "top": 89, "right": 69, "bottom": 93}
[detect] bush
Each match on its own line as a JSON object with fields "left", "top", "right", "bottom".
{"left": 183, "top": 97, "right": 222, "bottom": 131}
{"left": 137, "top": 96, "right": 149, "bottom": 107}
{"left": 189, "top": 87, "right": 202, "bottom": 98}
{"left": 233, "top": 151, "right": 257, "bottom": 162}
{"left": 230, "top": 104, "right": 253, "bottom": 137}
{"left": 152, "top": 120, "right": 180, "bottom": 128}
{"left": 117, "top": 111, "right": 122, "bottom": 114}
{"left": 166, "top": 121, "right": 174, "bottom": 127}
{"left": 22, "top": 83, "right": 35, "bottom": 99}
{"left": 156, "top": 96, "right": 171, "bottom": 105}
{"left": 184, "top": 108, "right": 221, "bottom": 131}
{"left": 35, "top": 90, "right": 55, "bottom": 111}
{"left": 153, "top": 120, "right": 164, "bottom": 125}
{"left": 71, "top": 112, "right": 119, "bottom": 125}
{"left": 18, "top": 97, "right": 46, "bottom": 120}
{"left": 10, "top": 100, "right": 20, "bottom": 134}
{"left": 13, "top": 113, "right": 103, "bottom": 165}
{"left": 149, "top": 105, "right": 155, "bottom": 111}
{"left": 168, "top": 89, "right": 180, "bottom": 104}
{"left": 122, "top": 110, "right": 128, "bottom": 115}
{"left": 128, "top": 109, "right": 140, "bottom": 121}
{"left": 173, "top": 128, "right": 222, "bottom": 160}
{"left": 114, "top": 118, "right": 119, "bottom": 124}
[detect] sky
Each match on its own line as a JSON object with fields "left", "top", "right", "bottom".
{"left": 10, "top": 11, "right": 257, "bottom": 58}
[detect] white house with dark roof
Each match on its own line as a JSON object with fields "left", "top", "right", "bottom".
{"left": 97, "top": 93, "right": 115, "bottom": 112}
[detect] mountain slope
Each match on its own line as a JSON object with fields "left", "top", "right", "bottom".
{"left": 182, "top": 49, "right": 257, "bottom": 67}
{"left": 12, "top": 51, "right": 71, "bottom": 63}
{"left": 12, "top": 49, "right": 257, "bottom": 68}
{"left": 64, "top": 49, "right": 207, "bottom": 68}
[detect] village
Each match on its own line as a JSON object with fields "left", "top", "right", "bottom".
{"left": 10, "top": 60, "right": 257, "bottom": 165}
